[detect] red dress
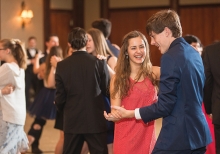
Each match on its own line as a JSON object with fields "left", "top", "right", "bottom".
{"left": 202, "top": 104, "right": 215, "bottom": 154}
{"left": 114, "top": 77, "right": 157, "bottom": 154}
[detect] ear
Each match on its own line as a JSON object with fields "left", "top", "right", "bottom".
{"left": 6, "top": 48, "right": 10, "bottom": 54}
{"left": 164, "top": 27, "right": 172, "bottom": 37}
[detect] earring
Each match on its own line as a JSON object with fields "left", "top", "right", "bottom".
{"left": 125, "top": 53, "right": 128, "bottom": 59}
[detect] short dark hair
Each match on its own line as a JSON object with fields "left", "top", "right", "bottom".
{"left": 28, "top": 36, "right": 37, "bottom": 41}
{"left": 46, "top": 34, "right": 58, "bottom": 42}
{"left": 68, "top": 27, "right": 87, "bottom": 50}
{"left": 92, "top": 18, "right": 112, "bottom": 38}
{"left": 183, "top": 35, "right": 201, "bottom": 46}
{"left": 146, "top": 10, "right": 182, "bottom": 38}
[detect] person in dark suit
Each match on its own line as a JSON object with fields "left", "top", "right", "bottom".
{"left": 106, "top": 10, "right": 212, "bottom": 154}
{"left": 55, "top": 27, "right": 109, "bottom": 154}
{"left": 92, "top": 18, "right": 120, "bottom": 57}
{"left": 203, "top": 41, "right": 220, "bottom": 154}
{"left": 25, "top": 36, "right": 39, "bottom": 109}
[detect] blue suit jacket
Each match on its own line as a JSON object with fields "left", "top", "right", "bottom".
{"left": 106, "top": 39, "right": 120, "bottom": 58}
{"left": 140, "top": 38, "right": 212, "bottom": 151}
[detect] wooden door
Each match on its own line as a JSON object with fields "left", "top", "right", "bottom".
{"left": 50, "top": 10, "right": 73, "bottom": 52}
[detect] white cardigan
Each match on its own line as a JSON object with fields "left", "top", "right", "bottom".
{"left": 0, "top": 62, "right": 26, "bottom": 125}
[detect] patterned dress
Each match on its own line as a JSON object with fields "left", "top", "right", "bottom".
{"left": 0, "top": 110, "right": 29, "bottom": 153}
{"left": 114, "top": 77, "right": 157, "bottom": 154}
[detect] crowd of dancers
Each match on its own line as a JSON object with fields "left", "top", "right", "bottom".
{"left": 0, "top": 9, "right": 219, "bottom": 154}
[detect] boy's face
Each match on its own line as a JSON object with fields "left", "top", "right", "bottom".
{"left": 149, "top": 28, "right": 171, "bottom": 54}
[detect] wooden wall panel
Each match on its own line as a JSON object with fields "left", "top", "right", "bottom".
{"left": 109, "top": 8, "right": 166, "bottom": 66}
{"left": 109, "top": 5, "right": 220, "bottom": 66}
{"left": 50, "top": 10, "right": 73, "bottom": 51}
{"left": 213, "top": 7, "right": 220, "bottom": 42}
{"left": 180, "top": 5, "right": 220, "bottom": 47}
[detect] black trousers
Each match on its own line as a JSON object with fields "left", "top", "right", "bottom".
{"left": 25, "top": 70, "right": 38, "bottom": 108}
{"left": 63, "top": 132, "right": 108, "bottom": 154}
{"left": 214, "top": 124, "right": 220, "bottom": 154}
{"left": 152, "top": 146, "right": 206, "bottom": 154}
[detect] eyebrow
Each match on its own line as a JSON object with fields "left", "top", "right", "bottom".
{"left": 130, "top": 44, "right": 144, "bottom": 48}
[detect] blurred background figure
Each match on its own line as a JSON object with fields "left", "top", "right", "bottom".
{"left": 202, "top": 40, "right": 220, "bottom": 154}
{"left": 25, "top": 36, "right": 40, "bottom": 109}
{"left": 183, "top": 34, "right": 215, "bottom": 154}
{"left": 28, "top": 35, "right": 59, "bottom": 153}
{"left": 92, "top": 18, "right": 120, "bottom": 58}
{"left": 183, "top": 34, "right": 203, "bottom": 55}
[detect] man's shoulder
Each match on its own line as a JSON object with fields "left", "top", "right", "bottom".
{"left": 205, "top": 41, "right": 220, "bottom": 52}
{"left": 57, "top": 56, "right": 70, "bottom": 66}
{"left": 57, "top": 53, "right": 98, "bottom": 67}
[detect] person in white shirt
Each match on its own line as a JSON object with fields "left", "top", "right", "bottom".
{"left": 0, "top": 39, "right": 29, "bottom": 153}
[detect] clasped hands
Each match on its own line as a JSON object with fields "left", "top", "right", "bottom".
{"left": 1, "top": 84, "right": 14, "bottom": 95}
{"left": 104, "top": 106, "right": 135, "bottom": 122}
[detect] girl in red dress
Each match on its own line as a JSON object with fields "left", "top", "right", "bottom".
{"left": 105, "top": 31, "right": 160, "bottom": 154}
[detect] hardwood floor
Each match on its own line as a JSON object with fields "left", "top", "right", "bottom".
{"left": 24, "top": 114, "right": 59, "bottom": 153}
{"left": 23, "top": 113, "right": 162, "bottom": 153}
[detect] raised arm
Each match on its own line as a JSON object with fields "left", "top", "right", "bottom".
{"left": 33, "top": 52, "right": 44, "bottom": 74}
{"left": 46, "top": 56, "right": 62, "bottom": 88}
{"left": 45, "top": 66, "right": 56, "bottom": 88}
{"left": 37, "top": 63, "right": 46, "bottom": 80}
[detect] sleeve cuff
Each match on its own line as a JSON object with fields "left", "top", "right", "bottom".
{"left": 135, "top": 108, "right": 142, "bottom": 119}
{"left": 0, "top": 90, "right": 2, "bottom": 97}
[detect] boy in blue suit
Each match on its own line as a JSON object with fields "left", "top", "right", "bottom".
{"left": 105, "top": 10, "right": 212, "bottom": 154}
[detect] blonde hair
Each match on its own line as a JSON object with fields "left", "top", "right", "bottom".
{"left": 111, "top": 31, "right": 157, "bottom": 99}
{"left": 0, "top": 39, "right": 27, "bottom": 69}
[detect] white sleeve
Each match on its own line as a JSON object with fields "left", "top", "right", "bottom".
{"left": 135, "top": 108, "right": 142, "bottom": 119}
{"left": 0, "top": 64, "right": 13, "bottom": 97}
